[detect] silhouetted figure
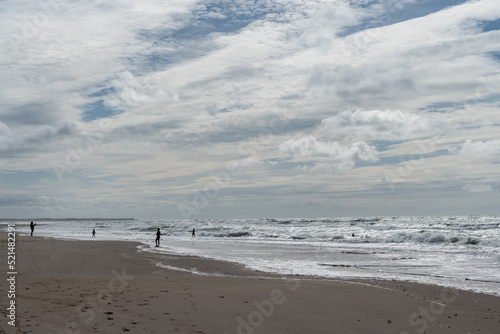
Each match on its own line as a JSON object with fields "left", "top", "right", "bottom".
{"left": 92, "top": 229, "right": 96, "bottom": 238}
{"left": 192, "top": 228, "right": 195, "bottom": 237}
{"left": 352, "top": 233, "right": 355, "bottom": 237}
{"left": 30, "top": 221, "right": 36, "bottom": 236}
{"left": 155, "top": 228, "right": 161, "bottom": 247}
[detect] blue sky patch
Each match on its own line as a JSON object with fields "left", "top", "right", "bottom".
{"left": 377, "top": 149, "right": 451, "bottom": 167}
{"left": 88, "top": 87, "right": 116, "bottom": 98}
{"left": 422, "top": 101, "right": 463, "bottom": 113}
{"left": 217, "top": 102, "right": 252, "bottom": 113}
{"left": 480, "top": 18, "right": 500, "bottom": 32}
{"left": 341, "top": 0, "right": 470, "bottom": 37}
{"left": 81, "top": 100, "right": 123, "bottom": 122}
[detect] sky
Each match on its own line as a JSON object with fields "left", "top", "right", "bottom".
{"left": 1, "top": 0, "right": 500, "bottom": 220}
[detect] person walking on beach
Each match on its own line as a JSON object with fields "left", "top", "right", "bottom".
{"left": 192, "top": 228, "right": 195, "bottom": 237}
{"left": 92, "top": 229, "right": 96, "bottom": 238}
{"left": 30, "top": 221, "right": 36, "bottom": 236}
{"left": 155, "top": 228, "right": 161, "bottom": 247}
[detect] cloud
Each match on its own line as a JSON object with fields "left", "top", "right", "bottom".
{"left": 0, "top": 121, "right": 14, "bottom": 151}
{"left": 299, "top": 1, "right": 360, "bottom": 49}
{"left": 161, "top": 109, "right": 296, "bottom": 147}
{"left": 306, "top": 61, "right": 424, "bottom": 107}
{"left": 0, "top": 0, "right": 500, "bottom": 218}
{"left": 22, "top": 122, "right": 76, "bottom": 145}
{"left": 102, "top": 71, "right": 176, "bottom": 109}
{"left": 319, "top": 109, "right": 449, "bottom": 142}
{"left": 0, "top": 193, "right": 37, "bottom": 207}
{"left": 303, "top": 0, "right": 500, "bottom": 111}
{"left": 0, "top": 0, "right": 200, "bottom": 121}
{"left": 451, "top": 139, "right": 500, "bottom": 157}
{"left": 462, "top": 183, "right": 494, "bottom": 192}
{"left": 1, "top": 102, "right": 67, "bottom": 126}
{"left": 0, "top": 120, "right": 76, "bottom": 153}
{"left": 226, "top": 156, "right": 265, "bottom": 171}
{"left": 279, "top": 136, "right": 378, "bottom": 172}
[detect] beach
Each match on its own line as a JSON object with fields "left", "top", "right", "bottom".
{"left": 2, "top": 236, "right": 499, "bottom": 334}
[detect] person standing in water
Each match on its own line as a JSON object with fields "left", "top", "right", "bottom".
{"left": 155, "top": 228, "right": 161, "bottom": 247}
{"left": 192, "top": 228, "right": 195, "bottom": 237}
{"left": 92, "top": 229, "right": 96, "bottom": 238}
{"left": 30, "top": 221, "right": 36, "bottom": 236}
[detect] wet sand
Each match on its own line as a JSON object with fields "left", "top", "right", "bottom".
{"left": 1, "top": 236, "right": 499, "bottom": 334}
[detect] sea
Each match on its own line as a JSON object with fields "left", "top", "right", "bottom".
{"left": 4, "top": 215, "right": 500, "bottom": 296}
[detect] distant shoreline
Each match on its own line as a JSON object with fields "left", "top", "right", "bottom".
{"left": 0, "top": 218, "right": 135, "bottom": 221}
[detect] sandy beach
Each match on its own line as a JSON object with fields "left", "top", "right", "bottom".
{"left": 1, "top": 236, "right": 499, "bottom": 334}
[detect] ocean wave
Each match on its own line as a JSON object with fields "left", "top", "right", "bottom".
{"left": 278, "top": 220, "right": 293, "bottom": 225}
{"left": 131, "top": 227, "right": 159, "bottom": 232}
{"left": 349, "top": 218, "right": 380, "bottom": 223}
{"left": 465, "top": 237, "right": 480, "bottom": 245}
{"left": 383, "top": 232, "right": 498, "bottom": 246}
{"left": 386, "top": 232, "right": 448, "bottom": 244}
{"left": 214, "top": 231, "right": 251, "bottom": 238}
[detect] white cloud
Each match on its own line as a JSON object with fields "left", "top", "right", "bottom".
{"left": 0, "top": 121, "right": 14, "bottom": 151}
{"left": 302, "top": 0, "right": 500, "bottom": 111}
{"left": 22, "top": 123, "right": 76, "bottom": 144}
{"left": 103, "top": 71, "right": 177, "bottom": 109}
{"left": 299, "top": 1, "right": 360, "bottom": 49}
{"left": 0, "top": 0, "right": 199, "bottom": 121}
{"left": 462, "top": 184, "right": 494, "bottom": 192}
{"left": 1, "top": 0, "right": 500, "bottom": 217}
{"left": 279, "top": 136, "right": 378, "bottom": 172}
{"left": 451, "top": 139, "right": 500, "bottom": 157}
{"left": 319, "top": 109, "right": 448, "bottom": 142}
{"left": 0, "top": 120, "right": 75, "bottom": 152}
{"left": 227, "top": 156, "right": 264, "bottom": 170}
